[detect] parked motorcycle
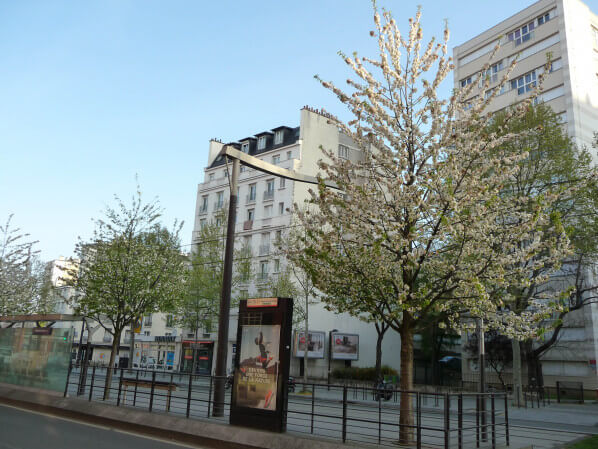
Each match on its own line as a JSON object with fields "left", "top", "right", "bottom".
{"left": 288, "top": 376, "right": 296, "bottom": 392}
{"left": 374, "top": 378, "right": 393, "bottom": 401}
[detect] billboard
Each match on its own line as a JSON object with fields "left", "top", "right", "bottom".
{"left": 331, "top": 333, "right": 359, "bottom": 360}
{"left": 293, "top": 331, "right": 325, "bottom": 359}
{"left": 234, "top": 325, "right": 281, "bottom": 410}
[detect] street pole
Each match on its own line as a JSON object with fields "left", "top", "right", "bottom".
{"left": 212, "top": 157, "right": 240, "bottom": 417}
{"left": 478, "top": 318, "right": 487, "bottom": 442}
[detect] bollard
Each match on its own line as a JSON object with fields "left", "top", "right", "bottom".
{"left": 89, "top": 366, "right": 96, "bottom": 401}
{"left": 149, "top": 371, "right": 156, "bottom": 412}
{"left": 207, "top": 375, "right": 213, "bottom": 418}
{"left": 186, "top": 374, "right": 193, "bottom": 418}
{"left": 504, "top": 393, "right": 510, "bottom": 447}
{"left": 117, "top": 368, "right": 124, "bottom": 406}
{"left": 342, "top": 386, "right": 348, "bottom": 443}
{"left": 133, "top": 370, "right": 139, "bottom": 407}
{"left": 63, "top": 361, "right": 72, "bottom": 398}
{"left": 458, "top": 394, "right": 463, "bottom": 449}
{"left": 311, "top": 384, "right": 315, "bottom": 434}
{"left": 444, "top": 393, "right": 450, "bottom": 449}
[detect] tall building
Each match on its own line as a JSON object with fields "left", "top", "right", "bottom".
{"left": 191, "top": 107, "right": 403, "bottom": 378}
{"left": 454, "top": 0, "right": 598, "bottom": 388}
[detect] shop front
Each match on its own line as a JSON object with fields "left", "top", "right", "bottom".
{"left": 180, "top": 340, "right": 214, "bottom": 375}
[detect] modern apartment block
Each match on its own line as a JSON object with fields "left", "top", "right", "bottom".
{"left": 191, "top": 107, "right": 402, "bottom": 378}
{"left": 454, "top": 0, "right": 598, "bottom": 388}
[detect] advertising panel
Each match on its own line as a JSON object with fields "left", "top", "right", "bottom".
{"left": 293, "top": 331, "right": 325, "bottom": 359}
{"left": 331, "top": 333, "right": 359, "bottom": 360}
{"left": 234, "top": 325, "right": 280, "bottom": 411}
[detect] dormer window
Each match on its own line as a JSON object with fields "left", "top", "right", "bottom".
{"left": 258, "top": 136, "right": 267, "bottom": 150}
{"left": 241, "top": 142, "right": 250, "bottom": 153}
{"left": 274, "top": 130, "right": 284, "bottom": 145}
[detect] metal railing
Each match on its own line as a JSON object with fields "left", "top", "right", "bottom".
{"left": 64, "top": 362, "right": 508, "bottom": 449}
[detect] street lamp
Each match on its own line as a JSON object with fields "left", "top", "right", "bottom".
{"left": 211, "top": 145, "right": 338, "bottom": 417}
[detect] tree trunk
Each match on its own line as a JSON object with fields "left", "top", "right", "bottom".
{"left": 511, "top": 339, "right": 523, "bottom": 405}
{"left": 104, "top": 329, "right": 121, "bottom": 400}
{"left": 399, "top": 323, "right": 415, "bottom": 445}
{"left": 302, "top": 292, "right": 309, "bottom": 391}
{"left": 375, "top": 329, "right": 383, "bottom": 382}
{"left": 191, "top": 326, "right": 199, "bottom": 375}
{"left": 129, "top": 323, "right": 135, "bottom": 369}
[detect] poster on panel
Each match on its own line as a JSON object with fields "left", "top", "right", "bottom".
{"left": 293, "top": 330, "right": 325, "bottom": 359}
{"left": 331, "top": 332, "right": 359, "bottom": 360}
{"left": 235, "top": 325, "right": 280, "bottom": 410}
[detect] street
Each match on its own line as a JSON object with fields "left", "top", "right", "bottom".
{"left": 0, "top": 404, "right": 208, "bottom": 449}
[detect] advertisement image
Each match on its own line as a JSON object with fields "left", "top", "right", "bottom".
{"left": 235, "top": 325, "right": 280, "bottom": 411}
{"left": 331, "top": 333, "right": 359, "bottom": 360}
{"left": 293, "top": 331, "right": 325, "bottom": 359}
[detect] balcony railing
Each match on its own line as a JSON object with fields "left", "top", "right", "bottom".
{"left": 243, "top": 220, "right": 253, "bottom": 230}
{"left": 257, "top": 272, "right": 269, "bottom": 282}
{"left": 246, "top": 194, "right": 256, "bottom": 204}
{"left": 102, "top": 335, "right": 112, "bottom": 343}
{"left": 198, "top": 204, "right": 208, "bottom": 214}
{"left": 259, "top": 244, "right": 270, "bottom": 256}
{"left": 263, "top": 190, "right": 274, "bottom": 201}
{"left": 214, "top": 202, "right": 224, "bottom": 211}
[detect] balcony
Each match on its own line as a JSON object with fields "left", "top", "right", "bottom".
{"left": 263, "top": 190, "right": 274, "bottom": 201}
{"left": 246, "top": 194, "right": 256, "bottom": 204}
{"left": 259, "top": 244, "right": 270, "bottom": 256}
{"left": 214, "top": 202, "right": 224, "bottom": 211}
{"left": 102, "top": 335, "right": 112, "bottom": 343}
{"left": 243, "top": 220, "right": 253, "bottom": 230}
{"left": 257, "top": 272, "right": 269, "bottom": 282}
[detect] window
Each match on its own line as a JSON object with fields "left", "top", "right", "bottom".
{"left": 278, "top": 202, "right": 284, "bottom": 215}
{"left": 275, "top": 230, "right": 282, "bottom": 242}
{"left": 274, "top": 130, "right": 284, "bottom": 145}
{"left": 244, "top": 235, "right": 252, "bottom": 248}
{"left": 258, "top": 136, "right": 267, "bottom": 150}
{"left": 287, "top": 151, "right": 292, "bottom": 160}
{"left": 247, "top": 209, "right": 255, "bottom": 221}
{"left": 338, "top": 144, "right": 350, "bottom": 159}
{"left": 199, "top": 218, "right": 207, "bottom": 229}
{"left": 166, "top": 315, "right": 174, "bottom": 327}
{"left": 240, "top": 165, "right": 246, "bottom": 173}
{"left": 480, "top": 60, "right": 503, "bottom": 85}
{"left": 200, "top": 195, "right": 208, "bottom": 213}
{"left": 460, "top": 76, "right": 472, "bottom": 87}
{"left": 223, "top": 170, "right": 228, "bottom": 178}
{"left": 274, "top": 259, "right": 280, "bottom": 273}
{"left": 279, "top": 178, "right": 286, "bottom": 189}
{"left": 248, "top": 184, "right": 256, "bottom": 202}
{"left": 272, "top": 155, "right": 280, "bottom": 165}
{"left": 550, "top": 58, "right": 562, "bottom": 72}
{"left": 259, "top": 261, "right": 269, "bottom": 280}
{"left": 165, "top": 332, "right": 172, "bottom": 337}
{"left": 267, "top": 180, "right": 275, "bottom": 193}
{"left": 215, "top": 216, "right": 222, "bottom": 227}
{"left": 187, "top": 333, "right": 194, "bottom": 338}
{"left": 264, "top": 180, "right": 275, "bottom": 200}
{"left": 144, "top": 315, "right": 152, "bottom": 326}
{"left": 593, "top": 27, "right": 598, "bottom": 46}
{"left": 264, "top": 205, "right": 272, "bottom": 217}
{"left": 209, "top": 173, "right": 215, "bottom": 181}
{"left": 216, "top": 191, "right": 224, "bottom": 209}
{"left": 241, "top": 142, "right": 250, "bottom": 153}
{"left": 510, "top": 70, "right": 536, "bottom": 95}
{"left": 537, "top": 12, "right": 550, "bottom": 26}
{"left": 144, "top": 331, "right": 150, "bottom": 336}
{"left": 508, "top": 21, "right": 535, "bottom": 46}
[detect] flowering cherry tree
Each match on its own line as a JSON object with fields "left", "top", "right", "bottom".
{"left": 289, "top": 6, "right": 570, "bottom": 442}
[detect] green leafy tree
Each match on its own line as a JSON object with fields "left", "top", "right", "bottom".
{"left": 176, "top": 209, "right": 253, "bottom": 373}
{"left": 486, "top": 104, "right": 598, "bottom": 397}
{"left": 65, "top": 189, "right": 186, "bottom": 397}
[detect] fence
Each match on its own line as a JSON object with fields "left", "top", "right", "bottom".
{"left": 65, "top": 362, "right": 508, "bottom": 449}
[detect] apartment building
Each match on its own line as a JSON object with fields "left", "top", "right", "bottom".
{"left": 191, "top": 106, "right": 403, "bottom": 379}
{"left": 454, "top": 0, "right": 598, "bottom": 388}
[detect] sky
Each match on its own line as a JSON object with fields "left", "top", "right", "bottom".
{"left": 1, "top": 0, "right": 597, "bottom": 261}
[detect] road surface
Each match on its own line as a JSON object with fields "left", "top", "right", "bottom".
{"left": 0, "top": 404, "right": 208, "bottom": 449}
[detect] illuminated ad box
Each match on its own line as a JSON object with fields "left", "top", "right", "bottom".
{"left": 230, "top": 297, "right": 293, "bottom": 432}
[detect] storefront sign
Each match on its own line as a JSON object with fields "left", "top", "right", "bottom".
{"left": 247, "top": 297, "right": 278, "bottom": 308}
{"left": 331, "top": 332, "right": 359, "bottom": 360}
{"left": 293, "top": 331, "right": 325, "bottom": 359}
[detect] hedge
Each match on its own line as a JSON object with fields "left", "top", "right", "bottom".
{"left": 332, "top": 365, "right": 398, "bottom": 382}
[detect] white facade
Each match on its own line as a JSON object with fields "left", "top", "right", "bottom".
{"left": 453, "top": 0, "right": 598, "bottom": 388}
{"left": 192, "top": 107, "right": 403, "bottom": 379}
